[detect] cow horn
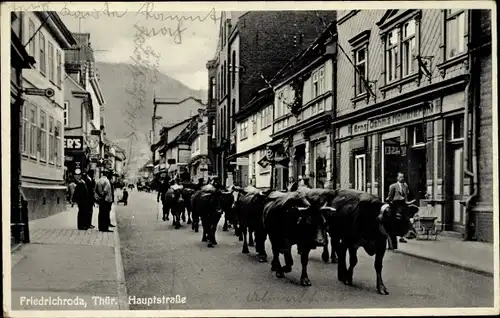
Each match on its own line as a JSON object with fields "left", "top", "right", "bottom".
{"left": 406, "top": 199, "right": 416, "bottom": 205}
{"left": 221, "top": 191, "right": 231, "bottom": 195}
{"left": 380, "top": 203, "right": 390, "bottom": 215}
{"left": 297, "top": 206, "right": 309, "bottom": 211}
{"left": 320, "top": 206, "right": 336, "bottom": 213}
{"left": 201, "top": 193, "right": 210, "bottom": 198}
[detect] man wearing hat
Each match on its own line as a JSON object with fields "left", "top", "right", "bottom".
{"left": 82, "top": 169, "right": 96, "bottom": 229}
{"left": 72, "top": 169, "right": 89, "bottom": 230}
{"left": 95, "top": 169, "right": 114, "bottom": 232}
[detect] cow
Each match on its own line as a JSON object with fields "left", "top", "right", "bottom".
{"left": 233, "top": 186, "right": 273, "bottom": 262}
{"left": 296, "top": 188, "right": 340, "bottom": 263}
{"left": 263, "top": 191, "right": 335, "bottom": 286}
{"left": 191, "top": 185, "right": 232, "bottom": 247}
{"left": 162, "top": 184, "right": 185, "bottom": 229}
{"left": 328, "top": 189, "right": 419, "bottom": 295}
{"left": 181, "top": 187, "right": 195, "bottom": 224}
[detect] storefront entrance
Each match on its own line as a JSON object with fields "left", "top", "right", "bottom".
{"left": 311, "top": 139, "right": 328, "bottom": 188}
{"left": 445, "top": 144, "right": 465, "bottom": 233}
{"left": 381, "top": 134, "right": 405, "bottom": 199}
{"left": 294, "top": 145, "right": 306, "bottom": 180}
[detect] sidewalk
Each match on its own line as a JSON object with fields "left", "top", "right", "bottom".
{"left": 9, "top": 204, "right": 128, "bottom": 311}
{"left": 393, "top": 234, "right": 494, "bottom": 277}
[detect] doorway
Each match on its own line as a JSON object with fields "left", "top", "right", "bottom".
{"left": 445, "top": 144, "right": 465, "bottom": 234}
{"left": 381, "top": 136, "right": 402, "bottom": 200}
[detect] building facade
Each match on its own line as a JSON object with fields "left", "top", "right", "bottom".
{"left": 11, "top": 11, "right": 36, "bottom": 245}
{"left": 188, "top": 109, "right": 210, "bottom": 183}
{"left": 233, "top": 88, "right": 274, "bottom": 188}
{"left": 335, "top": 9, "right": 493, "bottom": 241}
{"left": 64, "top": 32, "right": 105, "bottom": 180}
{"left": 20, "top": 12, "right": 77, "bottom": 221}
{"left": 269, "top": 23, "right": 337, "bottom": 191}
{"left": 209, "top": 11, "right": 337, "bottom": 187}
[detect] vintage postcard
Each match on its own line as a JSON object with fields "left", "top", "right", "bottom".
{"left": 1, "top": 1, "right": 498, "bottom": 317}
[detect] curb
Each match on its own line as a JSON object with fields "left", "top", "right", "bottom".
{"left": 111, "top": 206, "right": 129, "bottom": 310}
{"left": 393, "top": 250, "right": 494, "bottom": 278}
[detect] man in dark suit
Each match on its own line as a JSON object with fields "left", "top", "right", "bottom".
{"left": 72, "top": 171, "right": 89, "bottom": 230}
{"left": 83, "top": 169, "right": 96, "bottom": 229}
{"left": 386, "top": 172, "right": 413, "bottom": 245}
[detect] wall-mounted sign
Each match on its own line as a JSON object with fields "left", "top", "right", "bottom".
{"left": 87, "top": 135, "right": 100, "bottom": 154}
{"left": 236, "top": 157, "right": 249, "bottom": 166}
{"left": 351, "top": 102, "right": 436, "bottom": 136}
{"left": 64, "top": 136, "right": 83, "bottom": 150}
{"left": 91, "top": 129, "right": 101, "bottom": 136}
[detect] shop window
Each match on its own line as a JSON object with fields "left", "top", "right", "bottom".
{"left": 29, "top": 104, "right": 37, "bottom": 157}
{"left": 412, "top": 123, "right": 426, "bottom": 146}
{"left": 39, "top": 111, "right": 47, "bottom": 161}
{"left": 21, "top": 103, "right": 28, "bottom": 154}
{"left": 354, "top": 154, "right": 366, "bottom": 191}
{"left": 311, "top": 140, "right": 328, "bottom": 188}
{"left": 447, "top": 116, "right": 464, "bottom": 140}
{"left": 259, "top": 149, "right": 271, "bottom": 174}
{"left": 49, "top": 117, "right": 54, "bottom": 163}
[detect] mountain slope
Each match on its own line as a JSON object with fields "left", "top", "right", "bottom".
{"left": 95, "top": 61, "right": 207, "bottom": 179}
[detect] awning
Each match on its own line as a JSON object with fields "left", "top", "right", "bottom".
{"left": 21, "top": 182, "right": 66, "bottom": 190}
{"left": 268, "top": 139, "right": 284, "bottom": 148}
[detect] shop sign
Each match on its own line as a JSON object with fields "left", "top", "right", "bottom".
{"left": 64, "top": 136, "right": 83, "bottom": 150}
{"left": 384, "top": 145, "right": 401, "bottom": 155}
{"left": 65, "top": 155, "right": 74, "bottom": 162}
{"left": 87, "top": 135, "right": 100, "bottom": 154}
{"left": 351, "top": 102, "right": 436, "bottom": 136}
{"left": 236, "top": 157, "right": 249, "bottom": 166}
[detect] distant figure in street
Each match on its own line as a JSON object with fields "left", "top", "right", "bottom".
{"left": 68, "top": 180, "right": 77, "bottom": 207}
{"left": 83, "top": 170, "right": 96, "bottom": 229}
{"left": 157, "top": 174, "right": 171, "bottom": 221}
{"left": 117, "top": 188, "right": 129, "bottom": 205}
{"left": 386, "top": 172, "right": 416, "bottom": 246}
{"left": 95, "top": 170, "right": 114, "bottom": 232}
{"left": 72, "top": 172, "right": 89, "bottom": 230}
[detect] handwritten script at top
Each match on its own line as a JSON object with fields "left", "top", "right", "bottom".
{"left": 124, "top": 25, "right": 162, "bottom": 131}
{"left": 135, "top": 2, "right": 219, "bottom": 24}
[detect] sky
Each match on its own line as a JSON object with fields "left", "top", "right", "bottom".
{"left": 58, "top": 3, "right": 221, "bottom": 91}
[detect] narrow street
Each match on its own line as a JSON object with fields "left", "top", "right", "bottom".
{"left": 116, "top": 191, "right": 494, "bottom": 310}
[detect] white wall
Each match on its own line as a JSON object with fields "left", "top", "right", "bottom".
{"left": 21, "top": 12, "right": 66, "bottom": 182}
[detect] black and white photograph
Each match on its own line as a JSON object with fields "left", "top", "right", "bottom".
{"left": 2, "top": 1, "right": 498, "bottom": 317}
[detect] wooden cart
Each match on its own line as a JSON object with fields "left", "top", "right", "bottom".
{"left": 413, "top": 216, "right": 440, "bottom": 240}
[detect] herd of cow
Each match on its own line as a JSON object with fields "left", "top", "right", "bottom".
{"left": 159, "top": 183, "right": 419, "bottom": 295}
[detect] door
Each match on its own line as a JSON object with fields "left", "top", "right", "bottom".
{"left": 451, "top": 147, "right": 465, "bottom": 233}
{"left": 382, "top": 137, "right": 401, "bottom": 200}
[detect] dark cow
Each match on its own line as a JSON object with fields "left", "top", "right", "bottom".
{"left": 263, "top": 191, "right": 335, "bottom": 286}
{"left": 329, "top": 189, "right": 419, "bottom": 295}
{"left": 163, "top": 184, "right": 185, "bottom": 229}
{"left": 179, "top": 184, "right": 197, "bottom": 225}
{"left": 296, "top": 188, "right": 340, "bottom": 263}
{"left": 234, "top": 186, "right": 272, "bottom": 262}
{"left": 191, "top": 185, "right": 232, "bottom": 247}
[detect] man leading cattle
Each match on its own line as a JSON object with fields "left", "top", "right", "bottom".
{"left": 386, "top": 172, "right": 415, "bottom": 247}
{"left": 329, "top": 187, "right": 419, "bottom": 295}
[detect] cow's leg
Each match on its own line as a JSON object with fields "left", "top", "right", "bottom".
{"left": 299, "top": 248, "right": 312, "bottom": 286}
{"left": 337, "top": 241, "right": 348, "bottom": 283}
{"left": 344, "top": 247, "right": 358, "bottom": 286}
{"left": 322, "top": 235, "right": 330, "bottom": 263}
{"left": 283, "top": 249, "right": 293, "bottom": 273}
{"left": 174, "top": 208, "right": 181, "bottom": 229}
{"left": 248, "top": 229, "right": 255, "bottom": 247}
{"left": 222, "top": 217, "right": 229, "bottom": 232}
{"left": 255, "top": 229, "right": 268, "bottom": 263}
{"left": 330, "top": 235, "right": 339, "bottom": 263}
{"left": 375, "top": 240, "right": 389, "bottom": 295}
{"left": 212, "top": 214, "right": 222, "bottom": 245}
{"left": 201, "top": 217, "right": 208, "bottom": 242}
{"left": 242, "top": 226, "right": 249, "bottom": 254}
{"left": 270, "top": 239, "right": 284, "bottom": 278}
{"left": 181, "top": 208, "right": 186, "bottom": 222}
{"left": 187, "top": 208, "right": 192, "bottom": 224}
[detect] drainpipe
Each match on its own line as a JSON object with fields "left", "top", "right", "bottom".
{"left": 463, "top": 11, "right": 478, "bottom": 241}
{"left": 331, "top": 45, "right": 338, "bottom": 190}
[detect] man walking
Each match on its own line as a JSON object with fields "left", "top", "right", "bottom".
{"left": 72, "top": 171, "right": 88, "bottom": 230}
{"left": 386, "top": 172, "right": 413, "bottom": 247}
{"left": 157, "top": 174, "right": 170, "bottom": 221}
{"left": 83, "top": 170, "right": 96, "bottom": 229}
{"left": 95, "top": 170, "right": 114, "bottom": 232}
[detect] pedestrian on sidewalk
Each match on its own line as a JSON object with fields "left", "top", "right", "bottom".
{"left": 83, "top": 169, "right": 96, "bottom": 229}
{"left": 157, "top": 173, "right": 170, "bottom": 221}
{"left": 95, "top": 170, "right": 114, "bottom": 232}
{"left": 72, "top": 171, "right": 89, "bottom": 230}
{"left": 386, "top": 172, "right": 415, "bottom": 248}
